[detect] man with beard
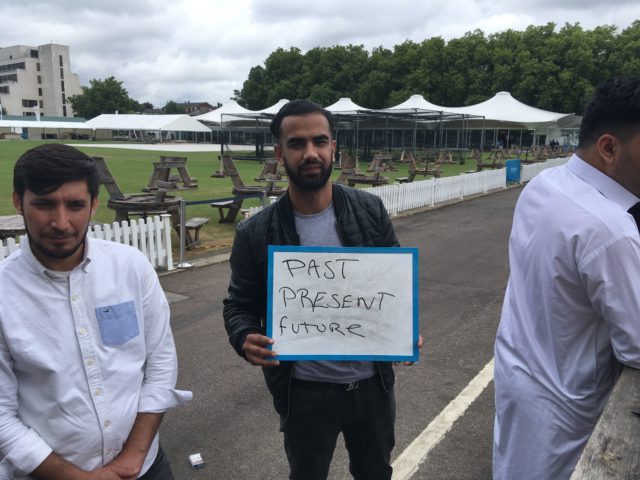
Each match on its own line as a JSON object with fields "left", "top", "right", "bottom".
{"left": 224, "top": 99, "right": 419, "bottom": 479}
{"left": 0, "top": 144, "right": 191, "bottom": 479}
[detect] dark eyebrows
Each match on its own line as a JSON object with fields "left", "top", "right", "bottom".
{"left": 286, "top": 134, "right": 331, "bottom": 146}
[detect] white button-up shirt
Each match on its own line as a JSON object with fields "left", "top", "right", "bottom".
{"left": 493, "top": 155, "right": 640, "bottom": 480}
{"left": 0, "top": 238, "right": 192, "bottom": 478}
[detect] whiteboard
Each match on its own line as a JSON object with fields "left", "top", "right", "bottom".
{"left": 267, "top": 246, "right": 419, "bottom": 361}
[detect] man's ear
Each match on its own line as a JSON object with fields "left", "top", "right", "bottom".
{"left": 12, "top": 192, "right": 22, "bottom": 215}
{"left": 596, "top": 134, "right": 620, "bottom": 167}
{"left": 90, "top": 197, "right": 98, "bottom": 217}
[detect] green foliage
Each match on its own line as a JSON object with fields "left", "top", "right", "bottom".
{"left": 68, "top": 76, "right": 141, "bottom": 119}
{"left": 163, "top": 100, "right": 186, "bottom": 114}
{"left": 235, "top": 22, "right": 640, "bottom": 115}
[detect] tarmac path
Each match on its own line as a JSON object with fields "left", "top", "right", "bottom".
{"left": 158, "top": 185, "right": 521, "bottom": 479}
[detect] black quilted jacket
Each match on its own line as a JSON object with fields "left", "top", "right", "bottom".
{"left": 223, "top": 183, "right": 399, "bottom": 417}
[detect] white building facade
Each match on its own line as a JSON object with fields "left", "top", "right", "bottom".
{"left": 0, "top": 43, "right": 82, "bottom": 117}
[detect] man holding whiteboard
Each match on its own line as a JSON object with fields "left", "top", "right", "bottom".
{"left": 224, "top": 99, "right": 421, "bottom": 480}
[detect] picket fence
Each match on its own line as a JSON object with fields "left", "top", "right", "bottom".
{"left": 243, "top": 157, "right": 569, "bottom": 219}
{"left": 1, "top": 213, "right": 174, "bottom": 271}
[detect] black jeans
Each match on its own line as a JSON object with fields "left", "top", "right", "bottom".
{"left": 282, "top": 376, "right": 396, "bottom": 480}
{"left": 138, "top": 446, "right": 175, "bottom": 480}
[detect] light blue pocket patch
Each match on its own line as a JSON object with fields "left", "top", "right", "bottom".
{"left": 95, "top": 300, "right": 139, "bottom": 346}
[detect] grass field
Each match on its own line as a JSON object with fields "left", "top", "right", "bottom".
{"left": 0, "top": 140, "right": 481, "bottom": 254}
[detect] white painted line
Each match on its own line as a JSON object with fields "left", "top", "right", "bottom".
{"left": 392, "top": 358, "right": 495, "bottom": 480}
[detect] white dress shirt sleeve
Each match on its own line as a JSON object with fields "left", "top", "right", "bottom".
{"left": 0, "top": 312, "right": 53, "bottom": 477}
{"left": 582, "top": 235, "right": 640, "bottom": 367}
{"left": 136, "top": 259, "right": 192, "bottom": 412}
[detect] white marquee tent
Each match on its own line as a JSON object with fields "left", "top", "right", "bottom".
{"left": 439, "top": 91, "right": 573, "bottom": 130}
{"left": 385, "top": 94, "right": 447, "bottom": 113}
{"left": 326, "top": 97, "right": 370, "bottom": 114}
{"left": 0, "top": 119, "right": 92, "bottom": 140}
{"left": 195, "top": 100, "right": 255, "bottom": 127}
{"left": 258, "top": 99, "right": 290, "bottom": 115}
{"left": 83, "top": 114, "right": 212, "bottom": 141}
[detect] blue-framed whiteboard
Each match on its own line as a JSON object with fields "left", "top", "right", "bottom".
{"left": 267, "top": 245, "right": 419, "bottom": 361}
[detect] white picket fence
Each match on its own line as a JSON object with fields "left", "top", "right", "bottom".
{"left": 243, "top": 157, "right": 569, "bottom": 219}
{"left": 1, "top": 214, "right": 174, "bottom": 271}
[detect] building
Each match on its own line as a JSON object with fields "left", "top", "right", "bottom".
{"left": 176, "top": 101, "right": 216, "bottom": 116}
{"left": 0, "top": 43, "right": 82, "bottom": 117}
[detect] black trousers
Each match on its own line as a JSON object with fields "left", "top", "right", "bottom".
{"left": 138, "top": 446, "right": 175, "bottom": 480}
{"left": 281, "top": 376, "right": 396, "bottom": 480}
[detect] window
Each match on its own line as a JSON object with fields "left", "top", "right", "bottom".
{"left": 37, "top": 63, "right": 41, "bottom": 72}
{"left": 0, "top": 86, "right": 9, "bottom": 94}
{"left": 31, "top": 50, "right": 39, "bottom": 58}
{"left": 38, "top": 88, "right": 42, "bottom": 96}
{"left": 37, "top": 75, "right": 42, "bottom": 84}
{"left": 61, "top": 93, "right": 66, "bottom": 104}
{"left": 24, "top": 111, "right": 35, "bottom": 116}
{"left": 0, "top": 62, "right": 26, "bottom": 73}
{"left": 63, "top": 106, "right": 67, "bottom": 116}
{"left": 22, "top": 99, "right": 38, "bottom": 107}
{"left": 61, "top": 81, "right": 65, "bottom": 92}
{"left": 0, "top": 74, "right": 18, "bottom": 83}
{"left": 60, "top": 68, "right": 64, "bottom": 79}
{"left": 59, "top": 55, "right": 63, "bottom": 67}
{"left": 39, "top": 100, "right": 43, "bottom": 108}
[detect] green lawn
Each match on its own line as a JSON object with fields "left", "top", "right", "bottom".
{"left": 0, "top": 140, "right": 483, "bottom": 253}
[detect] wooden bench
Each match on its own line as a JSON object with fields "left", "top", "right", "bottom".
{"left": 184, "top": 217, "right": 209, "bottom": 248}
{"left": 211, "top": 199, "right": 243, "bottom": 223}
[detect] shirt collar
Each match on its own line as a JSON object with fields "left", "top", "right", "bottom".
{"left": 22, "top": 235, "right": 93, "bottom": 276}
{"left": 566, "top": 154, "right": 640, "bottom": 211}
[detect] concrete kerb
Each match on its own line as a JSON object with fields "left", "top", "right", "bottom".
{"left": 157, "top": 183, "right": 523, "bottom": 276}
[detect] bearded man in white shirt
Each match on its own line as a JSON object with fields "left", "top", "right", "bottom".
{"left": 0, "top": 144, "right": 191, "bottom": 479}
{"left": 493, "top": 77, "right": 640, "bottom": 480}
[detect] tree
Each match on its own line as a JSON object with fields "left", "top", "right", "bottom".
{"left": 234, "top": 22, "right": 638, "bottom": 113}
{"left": 68, "top": 76, "right": 141, "bottom": 119}
{"left": 163, "top": 100, "right": 185, "bottom": 114}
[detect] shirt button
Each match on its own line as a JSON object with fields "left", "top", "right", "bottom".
{"left": 103, "top": 420, "right": 111, "bottom": 428}
{"left": 87, "top": 358, "right": 95, "bottom": 366}
{"left": 94, "top": 388, "right": 102, "bottom": 396}
{"left": 71, "top": 295, "right": 79, "bottom": 302}
{"left": 79, "top": 328, "right": 87, "bottom": 336}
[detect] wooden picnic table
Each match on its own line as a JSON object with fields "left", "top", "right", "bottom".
{"left": 0, "top": 215, "right": 26, "bottom": 240}
{"left": 107, "top": 193, "right": 182, "bottom": 226}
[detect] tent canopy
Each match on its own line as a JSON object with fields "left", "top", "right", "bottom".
{"left": 195, "top": 100, "right": 256, "bottom": 127}
{"left": 258, "top": 99, "right": 290, "bottom": 115}
{"left": 326, "top": 97, "right": 370, "bottom": 114}
{"left": 385, "top": 94, "right": 446, "bottom": 113}
{"left": 443, "top": 91, "right": 571, "bottom": 129}
{"left": 0, "top": 119, "right": 92, "bottom": 130}
{"left": 83, "top": 114, "right": 211, "bottom": 132}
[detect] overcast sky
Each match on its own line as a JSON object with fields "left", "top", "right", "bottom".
{"left": 1, "top": 0, "right": 638, "bottom": 108}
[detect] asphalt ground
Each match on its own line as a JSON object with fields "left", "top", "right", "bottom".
{"left": 158, "top": 185, "right": 521, "bottom": 479}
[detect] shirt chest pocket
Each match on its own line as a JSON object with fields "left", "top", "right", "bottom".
{"left": 95, "top": 300, "right": 140, "bottom": 346}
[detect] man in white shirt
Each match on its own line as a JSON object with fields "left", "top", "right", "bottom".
{"left": 0, "top": 144, "right": 192, "bottom": 479}
{"left": 493, "top": 77, "right": 640, "bottom": 480}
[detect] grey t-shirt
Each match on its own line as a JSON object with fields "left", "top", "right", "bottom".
{"left": 292, "top": 203, "right": 376, "bottom": 383}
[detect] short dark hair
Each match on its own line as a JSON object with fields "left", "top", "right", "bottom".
{"left": 270, "top": 99, "right": 334, "bottom": 140}
{"left": 13, "top": 144, "right": 100, "bottom": 200}
{"left": 578, "top": 77, "right": 640, "bottom": 148}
